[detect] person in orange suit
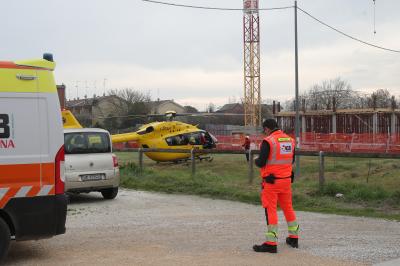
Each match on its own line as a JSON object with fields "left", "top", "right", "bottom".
{"left": 253, "top": 119, "right": 299, "bottom": 253}
{"left": 242, "top": 136, "right": 251, "bottom": 162}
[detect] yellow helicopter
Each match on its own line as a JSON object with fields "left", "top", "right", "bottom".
{"left": 62, "top": 110, "right": 217, "bottom": 162}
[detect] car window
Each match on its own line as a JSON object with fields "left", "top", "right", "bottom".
{"left": 65, "top": 132, "right": 111, "bottom": 154}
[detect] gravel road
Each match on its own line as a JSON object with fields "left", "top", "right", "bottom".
{"left": 5, "top": 189, "right": 400, "bottom": 265}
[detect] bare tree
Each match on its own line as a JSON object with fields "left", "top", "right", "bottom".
{"left": 108, "top": 88, "right": 151, "bottom": 114}
{"left": 107, "top": 88, "right": 152, "bottom": 128}
{"left": 282, "top": 79, "right": 397, "bottom": 112}
{"left": 183, "top": 105, "right": 198, "bottom": 113}
{"left": 305, "top": 78, "right": 354, "bottom": 110}
{"left": 367, "top": 89, "right": 392, "bottom": 108}
{"left": 206, "top": 102, "right": 216, "bottom": 113}
{"left": 283, "top": 95, "right": 307, "bottom": 112}
{"left": 283, "top": 78, "right": 363, "bottom": 111}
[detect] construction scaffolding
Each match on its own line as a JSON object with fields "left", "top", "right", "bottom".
{"left": 243, "top": 0, "right": 262, "bottom": 126}
{"left": 276, "top": 108, "right": 399, "bottom": 135}
{"left": 272, "top": 107, "right": 400, "bottom": 153}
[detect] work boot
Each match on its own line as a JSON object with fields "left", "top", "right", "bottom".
{"left": 286, "top": 237, "right": 299, "bottom": 248}
{"left": 253, "top": 242, "right": 277, "bottom": 253}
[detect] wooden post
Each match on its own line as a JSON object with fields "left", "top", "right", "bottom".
{"left": 191, "top": 149, "right": 196, "bottom": 176}
{"left": 319, "top": 151, "right": 325, "bottom": 190}
{"left": 332, "top": 113, "right": 337, "bottom": 134}
{"left": 248, "top": 150, "right": 254, "bottom": 184}
{"left": 138, "top": 148, "right": 143, "bottom": 174}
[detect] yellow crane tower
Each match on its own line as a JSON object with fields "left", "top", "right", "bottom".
{"left": 243, "top": 0, "right": 261, "bottom": 126}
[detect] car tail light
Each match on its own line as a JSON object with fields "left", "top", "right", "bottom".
{"left": 55, "top": 145, "right": 65, "bottom": 194}
{"left": 112, "top": 154, "right": 118, "bottom": 167}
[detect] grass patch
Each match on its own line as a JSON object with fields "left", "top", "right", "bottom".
{"left": 120, "top": 162, "right": 260, "bottom": 204}
{"left": 117, "top": 152, "right": 400, "bottom": 221}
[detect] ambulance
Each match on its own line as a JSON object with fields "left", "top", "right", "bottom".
{"left": 0, "top": 54, "right": 67, "bottom": 261}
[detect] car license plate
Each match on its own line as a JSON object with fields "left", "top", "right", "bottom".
{"left": 80, "top": 174, "right": 105, "bottom": 181}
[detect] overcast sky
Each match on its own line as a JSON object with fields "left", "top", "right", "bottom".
{"left": 2, "top": 0, "right": 399, "bottom": 111}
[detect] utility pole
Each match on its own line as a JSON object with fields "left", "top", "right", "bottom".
{"left": 85, "top": 80, "right": 88, "bottom": 98}
{"left": 103, "top": 78, "right": 107, "bottom": 96}
{"left": 294, "top": 0, "right": 300, "bottom": 177}
{"left": 75, "top": 80, "right": 79, "bottom": 99}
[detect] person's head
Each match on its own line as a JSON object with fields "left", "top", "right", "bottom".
{"left": 245, "top": 136, "right": 249, "bottom": 139}
{"left": 74, "top": 135, "right": 84, "bottom": 145}
{"left": 262, "top": 119, "right": 279, "bottom": 135}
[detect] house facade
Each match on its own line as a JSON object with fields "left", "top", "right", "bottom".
{"left": 66, "top": 95, "right": 123, "bottom": 127}
{"left": 149, "top": 100, "right": 185, "bottom": 114}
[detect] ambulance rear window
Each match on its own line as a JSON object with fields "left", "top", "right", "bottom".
{"left": 64, "top": 132, "right": 111, "bottom": 154}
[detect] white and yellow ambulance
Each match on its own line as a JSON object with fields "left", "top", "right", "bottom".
{"left": 0, "top": 54, "right": 67, "bottom": 261}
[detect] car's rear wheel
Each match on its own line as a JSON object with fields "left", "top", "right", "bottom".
{"left": 0, "top": 218, "right": 11, "bottom": 263}
{"left": 101, "top": 187, "right": 118, "bottom": 199}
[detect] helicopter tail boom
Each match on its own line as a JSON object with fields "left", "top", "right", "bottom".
{"left": 111, "top": 132, "right": 140, "bottom": 143}
{"left": 62, "top": 109, "right": 83, "bottom": 129}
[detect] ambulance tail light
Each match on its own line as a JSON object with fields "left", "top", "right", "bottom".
{"left": 55, "top": 145, "right": 65, "bottom": 194}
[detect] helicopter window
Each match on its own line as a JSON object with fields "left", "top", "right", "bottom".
{"left": 165, "top": 132, "right": 204, "bottom": 146}
{"left": 165, "top": 134, "right": 186, "bottom": 146}
{"left": 188, "top": 133, "right": 202, "bottom": 145}
{"left": 181, "top": 135, "right": 189, "bottom": 145}
{"left": 174, "top": 134, "right": 188, "bottom": 145}
{"left": 137, "top": 126, "right": 154, "bottom": 135}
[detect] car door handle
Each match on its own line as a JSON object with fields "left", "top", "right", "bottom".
{"left": 16, "top": 74, "right": 37, "bottom": 81}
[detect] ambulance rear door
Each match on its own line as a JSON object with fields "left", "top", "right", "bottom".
{"left": 0, "top": 66, "right": 42, "bottom": 213}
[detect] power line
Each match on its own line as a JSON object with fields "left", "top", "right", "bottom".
{"left": 141, "top": 0, "right": 293, "bottom": 11}
{"left": 297, "top": 6, "right": 400, "bottom": 53}
{"left": 142, "top": 0, "right": 400, "bottom": 53}
{"left": 373, "top": 0, "right": 376, "bottom": 34}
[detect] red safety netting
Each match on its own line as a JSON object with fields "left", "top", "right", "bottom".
{"left": 113, "top": 141, "right": 139, "bottom": 150}
{"left": 215, "top": 133, "right": 400, "bottom": 154}
{"left": 113, "top": 133, "right": 400, "bottom": 154}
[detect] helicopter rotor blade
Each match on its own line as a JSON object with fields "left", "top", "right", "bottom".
{"left": 93, "top": 112, "right": 247, "bottom": 121}
{"left": 94, "top": 114, "right": 148, "bottom": 119}
{"left": 175, "top": 112, "right": 246, "bottom": 117}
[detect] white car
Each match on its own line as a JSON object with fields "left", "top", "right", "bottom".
{"left": 64, "top": 128, "right": 120, "bottom": 199}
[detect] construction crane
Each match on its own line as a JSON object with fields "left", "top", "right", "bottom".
{"left": 243, "top": 0, "right": 261, "bottom": 126}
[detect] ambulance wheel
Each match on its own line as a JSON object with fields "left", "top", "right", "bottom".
{"left": 0, "top": 218, "right": 11, "bottom": 263}
{"left": 101, "top": 187, "right": 118, "bottom": 199}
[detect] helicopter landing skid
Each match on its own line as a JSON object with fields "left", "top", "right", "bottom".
{"left": 170, "top": 158, "right": 190, "bottom": 164}
{"left": 168, "top": 156, "right": 213, "bottom": 165}
{"left": 197, "top": 156, "right": 213, "bottom": 162}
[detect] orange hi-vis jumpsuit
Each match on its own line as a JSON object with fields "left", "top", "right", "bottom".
{"left": 260, "top": 130, "right": 299, "bottom": 246}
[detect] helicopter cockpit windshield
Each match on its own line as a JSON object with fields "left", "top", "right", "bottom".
{"left": 203, "top": 131, "right": 217, "bottom": 149}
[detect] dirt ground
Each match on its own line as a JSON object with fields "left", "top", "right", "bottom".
{"left": 5, "top": 189, "right": 400, "bottom": 265}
